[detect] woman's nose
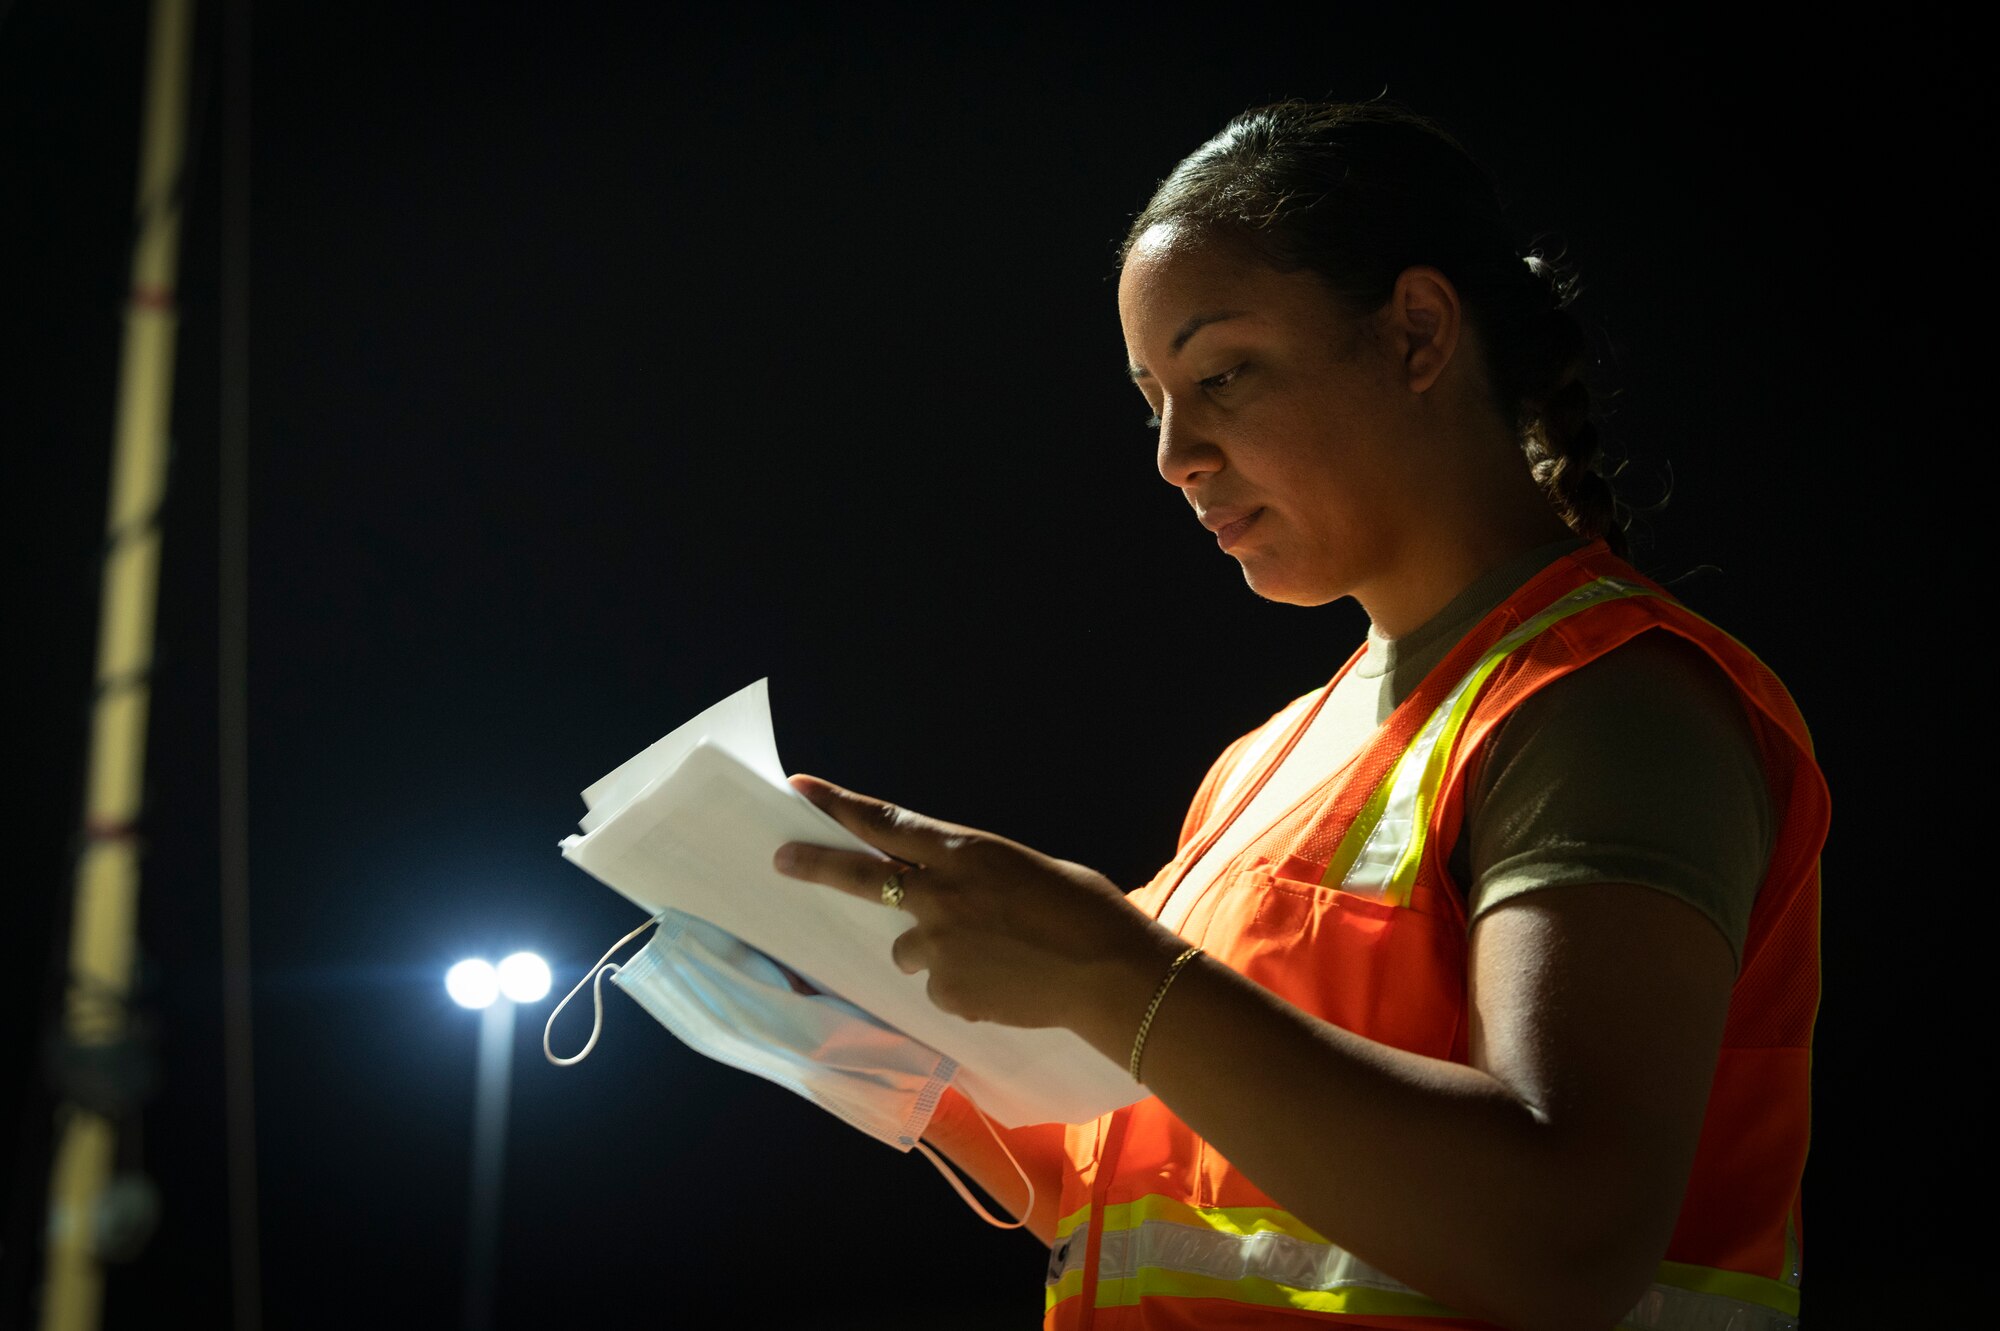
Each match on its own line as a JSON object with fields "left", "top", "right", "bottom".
{"left": 1155, "top": 403, "right": 1220, "bottom": 489}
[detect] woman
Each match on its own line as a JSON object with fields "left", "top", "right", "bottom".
{"left": 774, "top": 101, "right": 1823, "bottom": 1331}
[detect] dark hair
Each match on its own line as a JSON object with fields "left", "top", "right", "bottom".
{"left": 1121, "top": 101, "right": 1625, "bottom": 557}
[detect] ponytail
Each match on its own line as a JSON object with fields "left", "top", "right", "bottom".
{"left": 1514, "top": 258, "right": 1626, "bottom": 557}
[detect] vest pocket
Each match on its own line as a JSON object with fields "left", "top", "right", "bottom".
{"left": 1211, "top": 862, "right": 1465, "bottom": 1061}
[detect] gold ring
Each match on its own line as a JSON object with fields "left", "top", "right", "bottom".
{"left": 881, "top": 870, "right": 906, "bottom": 909}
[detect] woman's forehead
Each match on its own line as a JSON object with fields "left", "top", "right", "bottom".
{"left": 1119, "top": 229, "right": 1333, "bottom": 348}
{"left": 1123, "top": 233, "right": 1251, "bottom": 323}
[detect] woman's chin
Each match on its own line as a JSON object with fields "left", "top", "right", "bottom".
{"left": 1238, "top": 562, "right": 1338, "bottom": 608}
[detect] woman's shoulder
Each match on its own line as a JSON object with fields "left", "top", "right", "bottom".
{"left": 1458, "top": 628, "right": 1775, "bottom": 965}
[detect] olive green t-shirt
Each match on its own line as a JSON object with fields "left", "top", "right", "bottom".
{"left": 1360, "top": 539, "right": 1772, "bottom": 966}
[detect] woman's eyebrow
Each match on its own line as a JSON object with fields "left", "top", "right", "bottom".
{"left": 1127, "top": 309, "right": 1248, "bottom": 380}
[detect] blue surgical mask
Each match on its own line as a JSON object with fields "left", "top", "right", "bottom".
{"left": 546, "top": 910, "right": 953, "bottom": 1150}
{"left": 547, "top": 911, "right": 1034, "bottom": 1226}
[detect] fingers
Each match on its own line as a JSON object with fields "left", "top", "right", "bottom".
{"left": 772, "top": 840, "right": 909, "bottom": 904}
{"left": 770, "top": 842, "right": 935, "bottom": 986}
{"left": 773, "top": 776, "right": 966, "bottom": 915}
{"left": 787, "top": 774, "right": 954, "bottom": 862}
{"left": 891, "top": 926, "right": 928, "bottom": 976}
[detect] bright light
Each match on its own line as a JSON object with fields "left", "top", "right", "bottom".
{"left": 446, "top": 958, "right": 500, "bottom": 1009}
{"left": 497, "top": 952, "right": 552, "bottom": 1003}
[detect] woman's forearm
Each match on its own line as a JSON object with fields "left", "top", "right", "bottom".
{"left": 1063, "top": 887, "right": 1733, "bottom": 1331}
{"left": 1070, "top": 951, "right": 1602, "bottom": 1327}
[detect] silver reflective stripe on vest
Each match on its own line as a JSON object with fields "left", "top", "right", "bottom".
{"left": 1051, "top": 1210, "right": 1799, "bottom": 1329}
{"left": 1334, "top": 576, "right": 1650, "bottom": 901}
{"left": 1046, "top": 1219, "right": 1416, "bottom": 1297}
{"left": 1621, "top": 1284, "right": 1798, "bottom": 1331}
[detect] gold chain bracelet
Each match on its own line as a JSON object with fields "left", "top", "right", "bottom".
{"left": 1129, "top": 945, "right": 1202, "bottom": 1081}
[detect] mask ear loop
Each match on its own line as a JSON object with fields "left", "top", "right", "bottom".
{"left": 544, "top": 914, "right": 662, "bottom": 1067}
{"left": 912, "top": 1102, "right": 1036, "bottom": 1231}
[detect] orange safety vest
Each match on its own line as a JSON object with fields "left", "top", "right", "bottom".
{"left": 1042, "top": 543, "right": 1825, "bottom": 1330}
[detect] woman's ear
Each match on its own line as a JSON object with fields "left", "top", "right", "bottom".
{"left": 1391, "top": 266, "right": 1462, "bottom": 395}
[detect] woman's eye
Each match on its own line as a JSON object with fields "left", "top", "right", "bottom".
{"left": 1141, "top": 366, "right": 1241, "bottom": 431}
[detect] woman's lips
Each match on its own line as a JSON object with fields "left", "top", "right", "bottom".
{"left": 1215, "top": 508, "right": 1263, "bottom": 551}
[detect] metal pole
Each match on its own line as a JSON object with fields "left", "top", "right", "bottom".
{"left": 463, "top": 999, "right": 516, "bottom": 1331}
{"left": 41, "top": 2, "right": 194, "bottom": 1326}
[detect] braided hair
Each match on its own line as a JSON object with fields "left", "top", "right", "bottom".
{"left": 1120, "top": 101, "right": 1625, "bottom": 557}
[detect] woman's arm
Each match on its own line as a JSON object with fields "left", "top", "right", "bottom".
{"left": 775, "top": 778, "right": 1736, "bottom": 1331}
{"left": 1109, "top": 882, "right": 1734, "bottom": 1331}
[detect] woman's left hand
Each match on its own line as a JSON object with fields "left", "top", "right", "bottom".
{"left": 773, "top": 774, "right": 1186, "bottom": 1035}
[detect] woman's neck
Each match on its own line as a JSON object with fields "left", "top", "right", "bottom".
{"left": 1358, "top": 424, "right": 1577, "bottom": 640}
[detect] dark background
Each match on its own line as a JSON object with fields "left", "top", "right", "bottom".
{"left": 2, "top": 2, "right": 1969, "bottom": 1326}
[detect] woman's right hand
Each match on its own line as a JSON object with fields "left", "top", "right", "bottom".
{"left": 772, "top": 774, "right": 1190, "bottom": 1050}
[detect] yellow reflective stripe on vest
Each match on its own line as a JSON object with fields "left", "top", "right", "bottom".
{"left": 1047, "top": 1196, "right": 1801, "bottom": 1328}
{"left": 1044, "top": 1202, "right": 1095, "bottom": 1307}
{"left": 1322, "top": 577, "right": 1652, "bottom": 904}
{"left": 1043, "top": 1196, "right": 1454, "bottom": 1319}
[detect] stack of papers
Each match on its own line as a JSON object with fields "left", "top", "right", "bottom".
{"left": 559, "top": 679, "right": 1144, "bottom": 1127}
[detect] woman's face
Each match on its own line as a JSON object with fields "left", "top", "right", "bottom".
{"left": 1118, "top": 224, "right": 1428, "bottom": 609}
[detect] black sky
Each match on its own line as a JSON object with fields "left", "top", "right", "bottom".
{"left": 2, "top": 2, "right": 1973, "bottom": 1326}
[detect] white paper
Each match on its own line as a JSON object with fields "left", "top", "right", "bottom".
{"left": 577, "top": 678, "right": 787, "bottom": 833}
{"left": 561, "top": 679, "right": 1144, "bottom": 1127}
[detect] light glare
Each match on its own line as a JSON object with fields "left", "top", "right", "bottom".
{"left": 446, "top": 958, "right": 499, "bottom": 1009}
{"left": 497, "top": 952, "right": 552, "bottom": 1003}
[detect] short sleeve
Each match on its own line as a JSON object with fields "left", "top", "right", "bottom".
{"left": 1451, "top": 629, "right": 1774, "bottom": 969}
